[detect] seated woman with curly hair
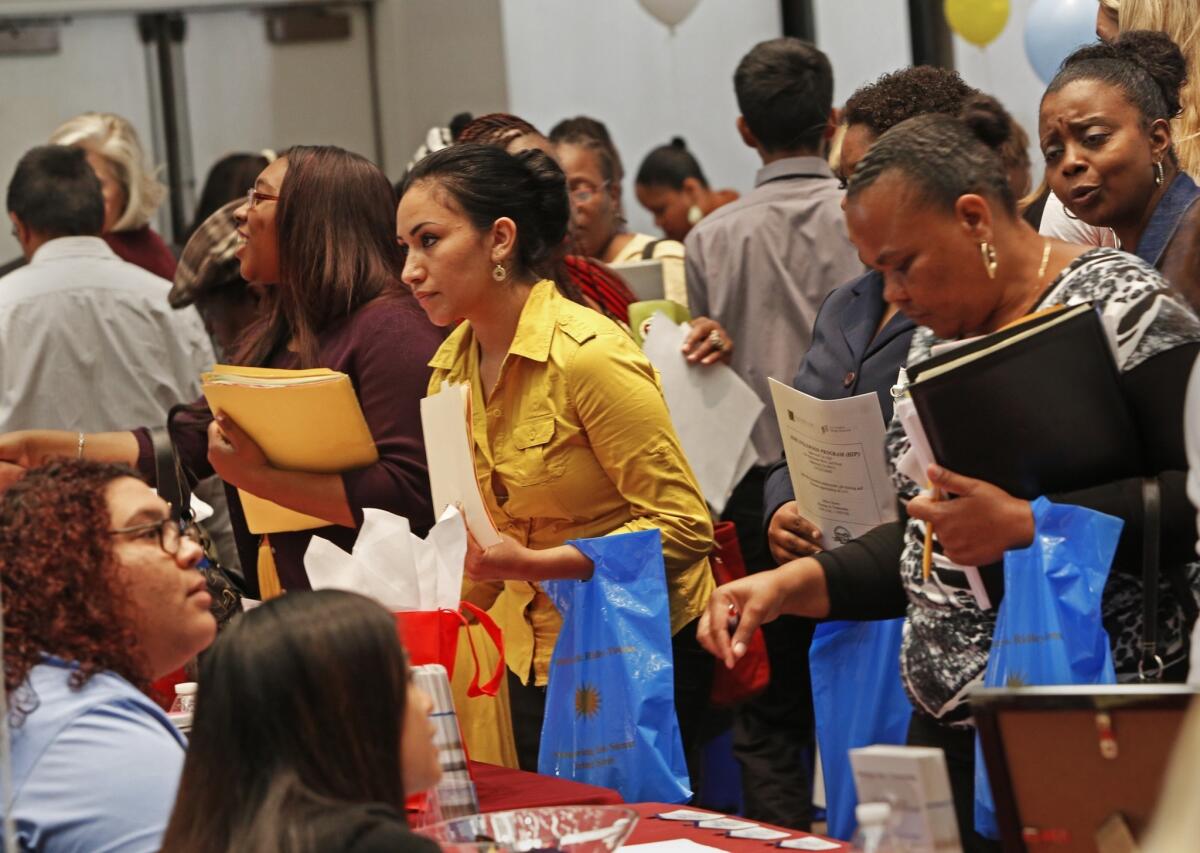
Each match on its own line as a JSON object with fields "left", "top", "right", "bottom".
{"left": 2, "top": 460, "right": 217, "bottom": 853}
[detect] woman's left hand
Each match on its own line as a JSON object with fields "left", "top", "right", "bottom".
{"left": 207, "top": 414, "right": 270, "bottom": 491}
{"left": 906, "top": 465, "right": 1035, "bottom": 566}
{"left": 465, "top": 530, "right": 540, "bottom": 582}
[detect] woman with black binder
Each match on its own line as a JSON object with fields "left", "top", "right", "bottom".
{"left": 698, "top": 96, "right": 1200, "bottom": 850}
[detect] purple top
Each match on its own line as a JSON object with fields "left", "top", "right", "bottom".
{"left": 135, "top": 291, "right": 443, "bottom": 593}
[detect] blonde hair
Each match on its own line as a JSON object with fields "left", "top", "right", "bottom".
{"left": 1112, "top": 0, "right": 1200, "bottom": 174}
{"left": 49, "top": 112, "right": 167, "bottom": 231}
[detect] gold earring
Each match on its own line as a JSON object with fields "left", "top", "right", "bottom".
{"left": 1154, "top": 160, "right": 1165, "bottom": 187}
{"left": 979, "top": 241, "right": 998, "bottom": 280}
{"left": 492, "top": 263, "right": 507, "bottom": 282}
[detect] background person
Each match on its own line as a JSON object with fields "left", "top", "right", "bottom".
{"left": 161, "top": 590, "right": 441, "bottom": 853}
{"left": 49, "top": 111, "right": 177, "bottom": 279}
{"left": 398, "top": 143, "right": 715, "bottom": 776}
{"left": 0, "top": 145, "right": 441, "bottom": 597}
{"left": 3, "top": 460, "right": 217, "bottom": 853}
{"left": 1040, "top": 31, "right": 1199, "bottom": 269}
{"left": 700, "top": 99, "right": 1200, "bottom": 850}
{"left": 185, "top": 150, "right": 273, "bottom": 242}
{"left": 634, "top": 137, "right": 739, "bottom": 242}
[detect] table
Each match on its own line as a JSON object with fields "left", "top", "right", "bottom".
{"left": 471, "top": 763, "right": 847, "bottom": 850}
{"left": 627, "top": 803, "right": 849, "bottom": 851}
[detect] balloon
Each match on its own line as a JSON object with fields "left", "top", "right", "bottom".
{"left": 943, "top": 0, "right": 1011, "bottom": 48}
{"left": 637, "top": 0, "right": 701, "bottom": 31}
{"left": 1024, "top": 0, "right": 1100, "bottom": 84}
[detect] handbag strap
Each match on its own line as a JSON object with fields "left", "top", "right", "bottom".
{"left": 1139, "top": 477, "right": 1164, "bottom": 681}
{"left": 148, "top": 421, "right": 191, "bottom": 524}
{"left": 458, "top": 602, "right": 505, "bottom": 698}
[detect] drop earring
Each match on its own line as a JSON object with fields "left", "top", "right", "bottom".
{"left": 492, "top": 263, "right": 507, "bottom": 282}
{"left": 1154, "top": 160, "right": 1165, "bottom": 187}
{"left": 979, "top": 241, "right": 998, "bottom": 280}
{"left": 686, "top": 204, "right": 703, "bottom": 225}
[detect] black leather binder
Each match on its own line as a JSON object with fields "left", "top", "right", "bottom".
{"left": 907, "top": 303, "right": 1144, "bottom": 499}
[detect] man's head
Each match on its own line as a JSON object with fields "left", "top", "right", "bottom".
{"left": 7, "top": 145, "right": 105, "bottom": 259}
{"left": 734, "top": 37, "right": 834, "bottom": 159}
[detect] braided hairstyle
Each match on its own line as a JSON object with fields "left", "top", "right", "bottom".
{"left": 548, "top": 116, "right": 625, "bottom": 185}
{"left": 1044, "top": 30, "right": 1188, "bottom": 162}
{"left": 635, "top": 137, "right": 709, "bottom": 190}
{"left": 848, "top": 94, "right": 1019, "bottom": 217}
{"left": 456, "top": 113, "right": 543, "bottom": 149}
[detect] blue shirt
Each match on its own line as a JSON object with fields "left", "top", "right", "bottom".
{"left": 1138, "top": 171, "right": 1200, "bottom": 268}
{"left": 7, "top": 660, "right": 187, "bottom": 852}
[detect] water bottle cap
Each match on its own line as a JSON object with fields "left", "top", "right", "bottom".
{"left": 856, "top": 802, "right": 891, "bottom": 825}
{"left": 174, "top": 681, "right": 198, "bottom": 696}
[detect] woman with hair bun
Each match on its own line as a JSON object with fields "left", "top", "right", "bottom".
{"left": 699, "top": 95, "right": 1200, "bottom": 850}
{"left": 634, "top": 138, "right": 739, "bottom": 242}
{"left": 49, "top": 112, "right": 177, "bottom": 279}
{"left": 398, "top": 143, "right": 715, "bottom": 774}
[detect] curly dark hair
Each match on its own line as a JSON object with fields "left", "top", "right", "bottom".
{"left": 844, "top": 66, "right": 978, "bottom": 137}
{"left": 2, "top": 460, "right": 148, "bottom": 724}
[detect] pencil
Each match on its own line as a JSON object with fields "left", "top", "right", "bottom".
{"left": 922, "top": 485, "right": 942, "bottom": 581}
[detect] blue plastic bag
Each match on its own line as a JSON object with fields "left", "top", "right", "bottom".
{"left": 810, "top": 618, "right": 912, "bottom": 840}
{"left": 974, "top": 498, "right": 1122, "bottom": 839}
{"left": 538, "top": 529, "right": 691, "bottom": 803}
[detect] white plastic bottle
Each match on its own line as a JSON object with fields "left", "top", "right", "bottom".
{"left": 169, "top": 682, "right": 198, "bottom": 714}
{"left": 851, "top": 802, "right": 905, "bottom": 853}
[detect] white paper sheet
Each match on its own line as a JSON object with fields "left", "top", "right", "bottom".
{"left": 768, "top": 378, "right": 897, "bottom": 545}
{"left": 641, "top": 313, "right": 763, "bottom": 515}
{"left": 624, "top": 841, "right": 732, "bottom": 853}
{"left": 420, "top": 380, "right": 502, "bottom": 548}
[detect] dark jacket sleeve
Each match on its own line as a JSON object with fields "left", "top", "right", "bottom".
{"left": 1049, "top": 342, "right": 1200, "bottom": 572}
{"left": 338, "top": 300, "right": 439, "bottom": 534}
{"left": 813, "top": 517, "right": 908, "bottom": 621}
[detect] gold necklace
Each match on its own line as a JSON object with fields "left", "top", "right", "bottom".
{"left": 1036, "top": 238, "right": 1052, "bottom": 280}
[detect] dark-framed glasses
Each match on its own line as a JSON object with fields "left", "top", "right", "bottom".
{"left": 109, "top": 518, "right": 202, "bottom": 556}
{"left": 246, "top": 187, "right": 280, "bottom": 209}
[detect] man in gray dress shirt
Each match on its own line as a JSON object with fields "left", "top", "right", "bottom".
{"left": 685, "top": 38, "right": 862, "bottom": 828}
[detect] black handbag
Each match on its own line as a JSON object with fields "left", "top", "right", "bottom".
{"left": 149, "top": 418, "right": 244, "bottom": 628}
{"left": 1138, "top": 477, "right": 1199, "bottom": 681}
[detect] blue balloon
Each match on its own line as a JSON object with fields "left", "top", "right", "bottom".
{"left": 1024, "top": 0, "right": 1101, "bottom": 84}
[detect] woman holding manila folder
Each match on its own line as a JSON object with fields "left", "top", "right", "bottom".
{"left": 698, "top": 96, "right": 1200, "bottom": 849}
{"left": 396, "top": 143, "right": 715, "bottom": 775}
{"left": 0, "top": 145, "right": 442, "bottom": 598}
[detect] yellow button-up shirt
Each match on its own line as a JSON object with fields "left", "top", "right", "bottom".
{"left": 428, "top": 280, "right": 715, "bottom": 686}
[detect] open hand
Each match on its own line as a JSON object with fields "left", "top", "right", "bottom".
{"left": 906, "top": 465, "right": 1034, "bottom": 566}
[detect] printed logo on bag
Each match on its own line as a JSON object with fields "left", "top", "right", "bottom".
{"left": 575, "top": 684, "right": 601, "bottom": 719}
{"left": 1005, "top": 673, "right": 1028, "bottom": 688}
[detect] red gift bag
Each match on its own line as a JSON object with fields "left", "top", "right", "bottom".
{"left": 395, "top": 601, "right": 505, "bottom": 698}
{"left": 709, "top": 520, "right": 770, "bottom": 706}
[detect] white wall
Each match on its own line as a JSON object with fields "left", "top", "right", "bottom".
{"left": 813, "top": 0, "right": 912, "bottom": 107}
{"left": 499, "top": 0, "right": 782, "bottom": 236}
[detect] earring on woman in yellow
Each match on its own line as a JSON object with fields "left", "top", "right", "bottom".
{"left": 492, "top": 263, "right": 507, "bottom": 282}
{"left": 1154, "top": 160, "right": 1165, "bottom": 187}
{"left": 979, "top": 241, "right": 998, "bottom": 280}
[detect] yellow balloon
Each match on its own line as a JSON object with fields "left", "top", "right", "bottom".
{"left": 943, "top": 0, "right": 1010, "bottom": 47}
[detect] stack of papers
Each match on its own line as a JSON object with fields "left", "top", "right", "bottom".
{"left": 649, "top": 809, "right": 844, "bottom": 850}
{"left": 640, "top": 313, "right": 763, "bottom": 514}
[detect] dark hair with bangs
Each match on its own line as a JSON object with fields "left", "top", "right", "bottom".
{"left": 848, "top": 95, "right": 1019, "bottom": 217}
{"left": 235, "top": 145, "right": 406, "bottom": 367}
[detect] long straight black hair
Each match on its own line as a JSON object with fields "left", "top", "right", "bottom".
{"left": 160, "top": 590, "right": 410, "bottom": 852}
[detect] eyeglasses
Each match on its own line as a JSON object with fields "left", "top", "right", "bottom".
{"left": 569, "top": 180, "right": 609, "bottom": 204}
{"left": 109, "top": 518, "right": 203, "bottom": 556}
{"left": 245, "top": 188, "right": 280, "bottom": 209}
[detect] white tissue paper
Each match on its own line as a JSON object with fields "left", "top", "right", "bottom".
{"left": 303, "top": 505, "right": 467, "bottom": 611}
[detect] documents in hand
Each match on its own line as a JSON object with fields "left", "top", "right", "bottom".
{"left": 201, "top": 365, "right": 378, "bottom": 534}
{"left": 905, "top": 302, "right": 1141, "bottom": 499}
{"left": 420, "top": 381, "right": 502, "bottom": 548}
{"left": 768, "top": 378, "right": 897, "bottom": 546}
{"left": 641, "top": 313, "right": 763, "bottom": 514}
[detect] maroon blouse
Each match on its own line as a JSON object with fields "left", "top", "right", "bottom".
{"left": 104, "top": 226, "right": 177, "bottom": 280}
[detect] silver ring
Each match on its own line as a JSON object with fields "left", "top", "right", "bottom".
{"left": 707, "top": 330, "right": 724, "bottom": 351}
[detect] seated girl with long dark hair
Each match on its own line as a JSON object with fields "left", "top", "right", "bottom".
{"left": 161, "top": 590, "right": 442, "bottom": 853}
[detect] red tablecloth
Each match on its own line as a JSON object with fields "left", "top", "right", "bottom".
{"left": 471, "top": 761, "right": 625, "bottom": 812}
{"left": 627, "top": 803, "right": 849, "bottom": 851}
{"left": 471, "top": 763, "right": 847, "bottom": 850}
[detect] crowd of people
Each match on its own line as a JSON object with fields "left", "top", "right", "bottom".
{"left": 2, "top": 1, "right": 1200, "bottom": 851}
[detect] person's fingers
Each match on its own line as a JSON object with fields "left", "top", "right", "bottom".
{"left": 783, "top": 512, "right": 822, "bottom": 542}
{"left": 927, "top": 463, "right": 979, "bottom": 497}
{"left": 906, "top": 493, "right": 943, "bottom": 525}
{"left": 702, "top": 589, "right": 737, "bottom": 667}
{"left": 0, "top": 462, "right": 26, "bottom": 493}
{"left": 681, "top": 322, "right": 709, "bottom": 354}
{"left": 777, "top": 529, "right": 821, "bottom": 557}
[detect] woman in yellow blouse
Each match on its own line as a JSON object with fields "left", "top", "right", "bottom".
{"left": 397, "top": 143, "right": 715, "bottom": 774}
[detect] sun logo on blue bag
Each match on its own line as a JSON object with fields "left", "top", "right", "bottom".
{"left": 575, "top": 684, "right": 601, "bottom": 719}
{"left": 1006, "top": 673, "right": 1027, "bottom": 688}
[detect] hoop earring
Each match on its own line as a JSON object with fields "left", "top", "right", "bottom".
{"left": 1154, "top": 160, "right": 1165, "bottom": 187}
{"left": 492, "top": 263, "right": 507, "bottom": 282}
{"left": 1063, "top": 204, "right": 1081, "bottom": 221}
{"left": 979, "top": 241, "right": 998, "bottom": 280}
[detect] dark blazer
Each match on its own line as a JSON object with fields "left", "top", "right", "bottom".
{"left": 762, "top": 270, "right": 917, "bottom": 534}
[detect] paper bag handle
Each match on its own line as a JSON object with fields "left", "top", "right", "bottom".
{"left": 459, "top": 601, "right": 505, "bottom": 698}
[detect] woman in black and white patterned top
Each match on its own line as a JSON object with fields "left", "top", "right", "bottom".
{"left": 697, "top": 96, "right": 1200, "bottom": 851}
